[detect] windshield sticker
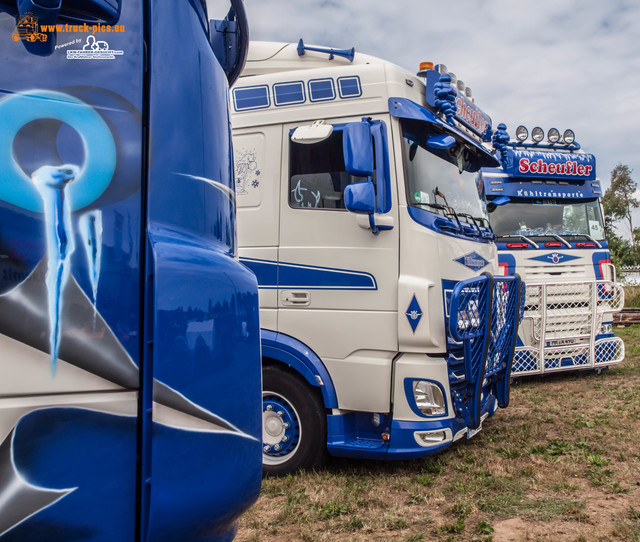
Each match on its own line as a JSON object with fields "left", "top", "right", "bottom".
{"left": 455, "top": 252, "right": 489, "bottom": 272}
{"left": 414, "top": 191, "right": 429, "bottom": 204}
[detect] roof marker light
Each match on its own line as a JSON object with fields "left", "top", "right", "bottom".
{"left": 532, "top": 126, "right": 544, "bottom": 143}
{"left": 547, "top": 128, "right": 560, "bottom": 144}
{"left": 515, "top": 125, "right": 528, "bottom": 142}
{"left": 562, "top": 129, "right": 575, "bottom": 144}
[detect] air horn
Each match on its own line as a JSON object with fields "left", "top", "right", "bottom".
{"left": 297, "top": 39, "right": 355, "bottom": 62}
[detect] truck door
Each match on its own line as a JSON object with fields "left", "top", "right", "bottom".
{"left": 277, "top": 116, "right": 399, "bottom": 412}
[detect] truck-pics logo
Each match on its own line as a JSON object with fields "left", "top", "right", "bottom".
{"left": 12, "top": 13, "right": 47, "bottom": 43}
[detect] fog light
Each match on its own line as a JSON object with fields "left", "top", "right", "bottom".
{"left": 532, "top": 126, "right": 544, "bottom": 142}
{"left": 414, "top": 430, "right": 447, "bottom": 446}
{"left": 413, "top": 381, "right": 446, "bottom": 416}
{"left": 515, "top": 125, "right": 528, "bottom": 142}
{"left": 600, "top": 323, "right": 613, "bottom": 335}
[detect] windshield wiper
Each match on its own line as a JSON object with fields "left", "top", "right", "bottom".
{"left": 497, "top": 234, "right": 539, "bottom": 249}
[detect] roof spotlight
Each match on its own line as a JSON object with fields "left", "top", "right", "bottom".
{"left": 456, "top": 80, "right": 465, "bottom": 91}
{"left": 562, "top": 129, "right": 575, "bottom": 144}
{"left": 532, "top": 126, "right": 544, "bottom": 143}
{"left": 547, "top": 128, "right": 560, "bottom": 144}
{"left": 465, "top": 87, "right": 472, "bottom": 98}
{"left": 449, "top": 72, "right": 457, "bottom": 86}
{"left": 515, "top": 125, "right": 528, "bottom": 142}
{"left": 436, "top": 63, "right": 448, "bottom": 74}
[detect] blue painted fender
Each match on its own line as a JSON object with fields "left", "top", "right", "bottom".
{"left": 260, "top": 330, "right": 338, "bottom": 409}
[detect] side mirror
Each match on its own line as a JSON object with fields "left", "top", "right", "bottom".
{"left": 210, "top": 0, "right": 249, "bottom": 86}
{"left": 291, "top": 121, "right": 333, "bottom": 144}
{"left": 344, "top": 181, "right": 375, "bottom": 214}
{"left": 343, "top": 122, "right": 373, "bottom": 176}
{"left": 487, "top": 196, "right": 510, "bottom": 213}
{"left": 426, "top": 133, "right": 455, "bottom": 150}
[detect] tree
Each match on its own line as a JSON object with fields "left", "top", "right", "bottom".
{"left": 603, "top": 164, "right": 639, "bottom": 265}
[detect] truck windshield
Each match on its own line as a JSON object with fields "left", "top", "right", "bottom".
{"left": 489, "top": 199, "right": 605, "bottom": 241}
{"left": 402, "top": 133, "right": 488, "bottom": 227}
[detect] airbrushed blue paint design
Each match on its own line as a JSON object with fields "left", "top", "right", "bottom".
{"left": 337, "top": 76, "right": 361, "bottom": 98}
{"left": 0, "top": 1, "right": 261, "bottom": 540}
{"left": 0, "top": 89, "right": 116, "bottom": 213}
{"left": 407, "top": 206, "right": 494, "bottom": 244}
{"left": 232, "top": 84, "right": 270, "bottom": 111}
{"left": 273, "top": 81, "right": 305, "bottom": 106}
{"left": 308, "top": 78, "right": 335, "bottom": 102}
{"left": 78, "top": 210, "right": 102, "bottom": 306}
{"left": 261, "top": 329, "right": 338, "bottom": 409}
{"left": 455, "top": 251, "right": 490, "bottom": 272}
{"left": 31, "top": 165, "right": 78, "bottom": 373}
{"left": 527, "top": 252, "right": 581, "bottom": 265}
{"left": 239, "top": 257, "right": 377, "bottom": 290}
{"left": 405, "top": 294, "right": 423, "bottom": 333}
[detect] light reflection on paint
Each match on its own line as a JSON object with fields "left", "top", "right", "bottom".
{"left": 31, "top": 164, "right": 79, "bottom": 374}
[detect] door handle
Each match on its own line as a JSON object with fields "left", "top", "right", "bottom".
{"left": 280, "top": 290, "right": 311, "bottom": 306}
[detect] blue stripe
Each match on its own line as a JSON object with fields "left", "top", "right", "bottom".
{"left": 240, "top": 257, "right": 377, "bottom": 290}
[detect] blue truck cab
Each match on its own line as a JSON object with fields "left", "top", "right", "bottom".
{"left": 0, "top": 1, "right": 261, "bottom": 540}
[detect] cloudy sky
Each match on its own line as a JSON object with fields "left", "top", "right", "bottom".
{"left": 209, "top": 0, "right": 640, "bottom": 232}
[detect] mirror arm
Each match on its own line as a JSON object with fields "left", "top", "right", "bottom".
{"left": 368, "top": 213, "right": 380, "bottom": 235}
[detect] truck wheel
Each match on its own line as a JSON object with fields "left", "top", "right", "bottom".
{"left": 262, "top": 365, "right": 327, "bottom": 476}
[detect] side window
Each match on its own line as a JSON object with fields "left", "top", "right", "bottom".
{"left": 288, "top": 130, "right": 367, "bottom": 210}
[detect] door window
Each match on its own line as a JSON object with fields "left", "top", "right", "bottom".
{"left": 288, "top": 130, "right": 368, "bottom": 210}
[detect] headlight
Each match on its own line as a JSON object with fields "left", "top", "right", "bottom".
{"left": 413, "top": 380, "right": 446, "bottom": 416}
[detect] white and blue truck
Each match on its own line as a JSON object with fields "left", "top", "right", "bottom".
{"left": 0, "top": 0, "right": 262, "bottom": 540}
{"left": 480, "top": 124, "right": 624, "bottom": 377}
{"left": 231, "top": 41, "right": 524, "bottom": 475}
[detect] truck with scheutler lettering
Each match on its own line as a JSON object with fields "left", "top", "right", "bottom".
{"left": 479, "top": 124, "right": 624, "bottom": 377}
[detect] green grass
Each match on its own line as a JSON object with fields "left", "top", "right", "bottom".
{"left": 237, "top": 327, "right": 640, "bottom": 541}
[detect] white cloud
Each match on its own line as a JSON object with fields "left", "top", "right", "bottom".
{"left": 208, "top": 0, "right": 640, "bottom": 229}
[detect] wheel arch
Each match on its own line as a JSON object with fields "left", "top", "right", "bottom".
{"left": 260, "top": 329, "right": 338, "bottom": 409}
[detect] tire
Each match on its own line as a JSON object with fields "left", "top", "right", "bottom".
{"left": 262, "top": 365, "right": 327, "bottom": 476}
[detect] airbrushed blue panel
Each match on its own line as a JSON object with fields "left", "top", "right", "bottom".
{"left": 308, "top": 78, "right": 335, "bottom": 102}
{"left": 233, "top": 85, "right": 270, "bottom": 111}
{"left": 337, "top": 76, "right": 361, "bottom": 98}
{"left": 273, "top": 81, "right": 305, "bottom": 106}
{"left": 239, "top": 257, "right": 377, "bottom": 290}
